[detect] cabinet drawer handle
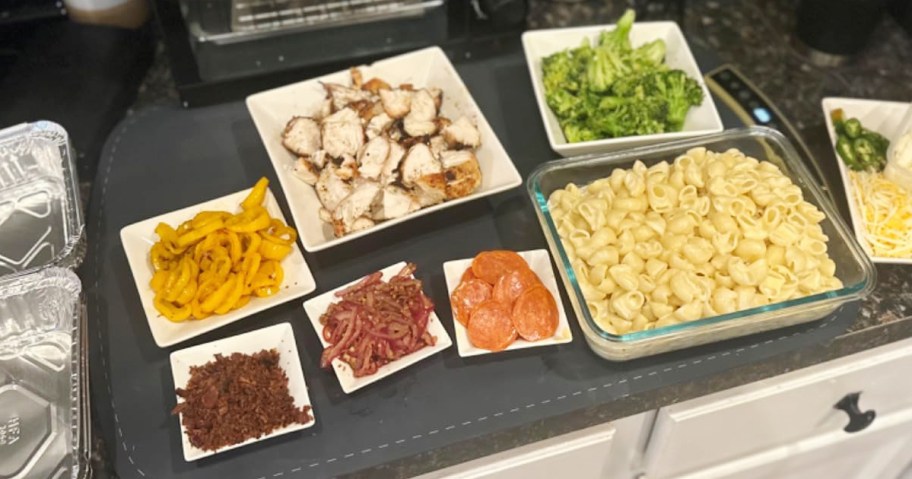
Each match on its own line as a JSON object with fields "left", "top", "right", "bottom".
{"left": 834, "top": 392, "right": 876, "bottom": 433}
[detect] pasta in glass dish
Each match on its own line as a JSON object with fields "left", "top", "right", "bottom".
{"left": 547, "top": 147, "right": 844, "bottom": 335}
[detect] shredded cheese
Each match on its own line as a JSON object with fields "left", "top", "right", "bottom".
{"left": 850, "top": 170, "right": 912, "bottom": 257}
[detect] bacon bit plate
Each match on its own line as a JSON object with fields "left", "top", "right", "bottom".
{"left": 443, "top": 249, "right": 573, "bottom": 357}
{"left": 169, "top": 322, "right": 315, "bottom": 462}
{"left": 302, "top": 261, "right": 452, "bottom": 394}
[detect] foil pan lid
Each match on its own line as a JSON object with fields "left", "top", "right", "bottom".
{"left": 0, "top": 121, "right": 84, "bottom": 279}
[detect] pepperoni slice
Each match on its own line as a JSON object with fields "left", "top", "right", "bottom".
{"left": 450, "top": 278, "right": 492, "bottom": 327}
{"left": 512, "top": 286, "right": 559, "bottom": 342}
{"left": 460, "top": 267, "right": 476, "bottom": 283}
{"left": 471, "top": 251, "right": 528, "bottom": 285}
{"left": 467, "top": 300, "right": 517, "bottom": 351}
{"left": 492, "top": 267, "right": 542, "bottom": 306}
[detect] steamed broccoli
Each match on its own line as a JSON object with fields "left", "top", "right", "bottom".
{"left": 540, "top": 9, "right": 704, "bottom": 142}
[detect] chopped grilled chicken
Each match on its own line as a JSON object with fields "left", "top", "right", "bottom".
{"left": 429, "top": 135, "right": 448, "bottom": 158}
{"left": 379, "top": 89, "right": 412, "bottom": 119}
{"left": 292, "top": 157, "right": 320, "bottom": 185}
{"left": 350, "top": 67, "right": 363, "bottom": 89}
{"left": 357, "top": 136, "right": 390, "bottom": 180}
{"left": 332, "top": 181, "right": 381, "bottom": 237}
{"left": 324, "top": 83, "right": 372, "bottom": 111}
{"left": 403, "top": 89, "right": 438, "bottom": 137}
{"left": 322, "top": 108, "right": 364, "bottom": 159}
{"left": 413, "top": 174, "right": 447, "bottom": 207}
{"left": 401, "top": 144, "right": 446, "bottom": 206}
{"left": 315, "top": 164, "right": 353, "bottom": 212}
{"left": 428, "top": 87, "right": 443, "bottom": 111}
{"left": 372, "top": 184, "right": 420, "bottom": 221}
{"left": 317, "top": 99, "right": 333, "bottom": 119}
{"left": 337, "top": 154, "right": 358, "bottom": 181}
{"left": 319, "top": 208, "right": 332, "bottom": 223}
{"left": 434, "top": 117, "right": 452, "bottom": 132}
{"left": 399, "top": 83, "right": 414, "bottom": 91}
{"left": 350, "top": 216, "right": 375, "bottom": 233}
{"left": 401, "top": 144, "right": 442, "bottom": 186}
{"left": 310, "top": 149, "right": 327, "bottom": 169}
{"left": 362, "top": 77, "right": 391, "bottom": 94}
{"left": 381, "top": 141, "right": 406, "bottom": 184}
{"left": 441, "top": 150, "right": 483, "bottom": 199}
{"left": 282, "top": 117, "right": 321, "bottom": 157}
{"left": 443, "top": 116, "right": 482, "bottom": 148}
{"left": 366, "top": 112, "right": 393, "bottom": 139}
{"left": 358, "top": 101, "right": 384, "bottom": 122}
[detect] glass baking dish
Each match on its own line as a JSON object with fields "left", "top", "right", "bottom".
{"left": 0, "top": 121, "right": 84, "bottom": 279}
{"left": 0, "top": 268, "right": 86, "bottom": 479}
{"left": 527, "top": 127, "right": 876, "bottom": 361}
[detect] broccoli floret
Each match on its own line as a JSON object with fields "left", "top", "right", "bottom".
{"left": 586, "top": 47, "right": 630, "bottom": 93}
{"left": 631, "top": 39, "right": 666, "bottom": 69}
{"left": 652, "top": 70, "right": 704, "bottom": 130}
{"left": 597, "top": 9, "right": 635, "bottom": 53}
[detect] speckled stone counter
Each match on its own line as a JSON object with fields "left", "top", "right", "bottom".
{"left": 89, "top": 1, "right": 912, "bottom": 477}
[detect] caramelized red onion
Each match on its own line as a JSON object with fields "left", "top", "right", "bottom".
{"left": 319, "top": 263, "right": 436, "bottom": 377}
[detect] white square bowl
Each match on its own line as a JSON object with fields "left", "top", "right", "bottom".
{"left": 120, "top": 186, "right": 317, "bottom": 347}
{"left": 302, "top": 261, "right": 452, "bottom": 394}
{"left": 822, "top": 97, "right": 912, "bottom": 264}
{"left": 246, "top": 46, "right": 523, "bottom": 252}
{"left": 170, "top": 322, "right": 315, "bottom": 461}
{"left": 522, "top": 23, "right": 724, "bottom": 157}
{"left": 442, "top": 249, "right": 572, "bottom": 357}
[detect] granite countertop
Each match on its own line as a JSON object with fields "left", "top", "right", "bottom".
{"left": 90, "top": 0, "right": 912, "bottom": 477}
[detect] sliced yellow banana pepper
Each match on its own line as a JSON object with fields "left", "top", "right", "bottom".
{"left": 241, "top": 177, "right": 269, "bottom": 211}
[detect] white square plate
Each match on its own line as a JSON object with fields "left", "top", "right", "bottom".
{"left": 302, "top": 261, "right": 452, "bottom": 394}
{"left": 522, "top": 23, "right": 723, "bottom": 157}
{"left": 246, "top": 46, "right": 523, "bottom": 252}
{"left": 169, "top": 322, "right": 315, "bottom": 461}
{"left": 442, "top": 249, "right": 572, "bottom": 357}
{"left": 120, "top": 186, "right": 317, "bottom": 347}
{"left": 822, "top": 97, "right": 912, "bottom": 264}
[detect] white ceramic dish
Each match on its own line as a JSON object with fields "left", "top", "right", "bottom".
{"left": 522, "top": 23, "right": 724, "bottom": 157}
{"left": 169, "top": 322, "right": 315, "bottom": 461}
{"left": 302, "top": 261, "right": 452, "bottom": 394}
{"left": 246, "top": 46, "right": 523, "bottom": 252}
{"left": 120, "top": 187, "right": 317, "bottom": 347}
{"left": 822, "top": 97, "right": 912, "bottom": 264}
{"left": 442, "top": 249, "right": 572, "bottom": 357}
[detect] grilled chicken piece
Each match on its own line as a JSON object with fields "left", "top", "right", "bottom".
{"left": 317, "top": 99, "right": 333, "bottom": 119}
{"left": 362, "top": 77, "right": 391, "bottom": 94}
{"left": 357, "top": 136, "right": 390, "bottom": 180}
{"left": 337, "top": 154, "right": 358, "bottom": 181}
{"left": 372, "top": 184, "right": 420, "bottom": 221}
{"left": 310, "top": 150, "right": 327, "bottom": 169}
{"left": 319, "top": 208, "right": 332, "bottom": 223}
{"left": 315, "top": 164, "right": 353, "bottom": 212}
{"left": 381, "top": 141, "right": 406, "bottom": 184}
{"left": 322, "top": 108, "right": 364, "bottom": 159}
{"left": 350, "top": 67, "right": 364, "bottom": 89}
{"left": 282, "top": 117, "right": 321, "bottom": 157}
{"left": 379, "top": 89, "right": 412, "bottom": 119}
{"left": 413, "top": 174, "right": 447, "bottom": 207}
{"left": 443, "top": 116, "right": 482, "bottom": 148}
{"left": 332, "top": 181, "right": 381, "bottom": 236}
{"left": 292, "top": 157, "right": 320, "bottom": 185}
{"left": 366, "top": 112, "right": 393, "bottom": 139}
{"left": 441, "top": 150, "right": 483, "bottom": 199}
{"left": 403, "top": 89, "right": 438, "bottom": 137}
{"left": 429, "top": 135, "right": 448, "bottom": 158}
{"left": 324, "top": 83, "right": 372, "bottom": 111}
{"left": 428, "top": 87, "right": 443, "bottom": 111}
{"left": 358, "top": 101, "right": 384, "bottom": 122}
{"left": 402, "top": 144, "right": 446, "bottom": 206}
{"left": 349, "top": 216, "right": 375, "bottom": 233}
{"left": 401, "top": 144, "right": 441, "bottom": 185}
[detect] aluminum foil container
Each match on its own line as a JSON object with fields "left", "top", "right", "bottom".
{"left": 0, "top": 268, "right": 85, "bottom": 479}
{"left": 0, "top": 121, "right": 84, "bottom": 278}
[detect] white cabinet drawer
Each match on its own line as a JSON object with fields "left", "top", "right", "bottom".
{"left": 645, "top": 337, "right": 912, "bottom": 479}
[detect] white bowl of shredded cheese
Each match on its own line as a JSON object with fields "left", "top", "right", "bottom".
{"left": 823, "top": 97, "right": 912, "bottom": 264}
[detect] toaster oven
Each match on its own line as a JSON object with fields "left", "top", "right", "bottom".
{"left": 153, "top": 0, "right": 527, "bottom": 107}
